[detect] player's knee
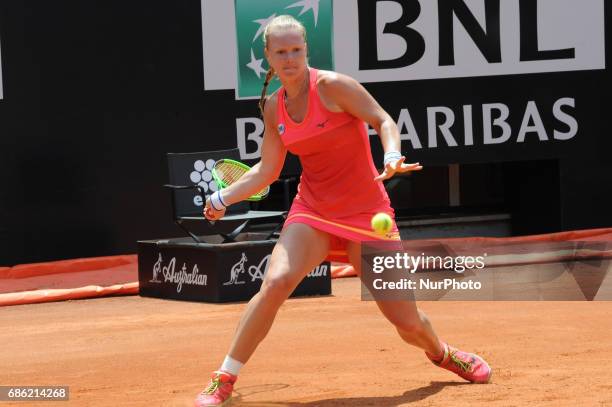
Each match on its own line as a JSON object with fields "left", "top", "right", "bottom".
{"left": 260, "top": 273, "right": 294, "bottom": 301}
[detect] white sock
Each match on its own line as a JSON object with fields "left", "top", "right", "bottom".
{"left": 219, "top": 355, "right": 244, "bottom": 376}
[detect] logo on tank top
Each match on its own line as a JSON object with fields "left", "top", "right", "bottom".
{"left": 277, "top": 123, "right": 286, "bottom": 135}
{"left": 316, "top": 119, "right": 330, "bottom": 128}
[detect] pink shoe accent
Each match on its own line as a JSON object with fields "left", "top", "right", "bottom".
{"left": 194, "top": 371, "right": 237, "bottom": 407}
{"left": 427, "top": 342, "right": 492, "bottom": 383}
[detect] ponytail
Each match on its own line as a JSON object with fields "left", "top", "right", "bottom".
{"left": 258, "top": 68, "right": 275, "bottom": 116}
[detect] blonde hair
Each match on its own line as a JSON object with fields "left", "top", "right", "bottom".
{"left": 258, "top": 15, "right": 307, "bottom": 115}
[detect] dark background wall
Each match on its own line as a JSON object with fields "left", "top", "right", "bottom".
{"left": 0, "top": 1, "right": 610, "bottom": 265}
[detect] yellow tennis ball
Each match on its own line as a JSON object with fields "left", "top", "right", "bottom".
{"left": 371, "top": 213, "right": 393, "bottom": 235}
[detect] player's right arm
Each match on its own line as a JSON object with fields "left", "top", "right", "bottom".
{"left": 205, "top": 93, "right": 287, "bottom": 218}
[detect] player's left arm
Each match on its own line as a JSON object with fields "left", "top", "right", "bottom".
{"left": 318, "top": 72, "right": 422, "bottom": 181}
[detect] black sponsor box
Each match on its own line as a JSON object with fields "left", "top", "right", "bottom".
{"left": 138, "top": 233, "right": 331, "bottom": 303}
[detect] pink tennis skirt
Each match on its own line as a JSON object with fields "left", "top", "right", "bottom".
{"left": 283, "top": 196, "right": 400, "bottom": 263}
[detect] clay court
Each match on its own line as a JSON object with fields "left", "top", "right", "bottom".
{"left": 1, "top": 1, "right": 611, "bottom": 406}
{"left": 2, "top": 276, "right": 612, "bottom": 407}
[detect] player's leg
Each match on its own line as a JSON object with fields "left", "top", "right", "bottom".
{"left": 346, "top": 240, "right": 443, "bottom": 354}
{"left": 227, "top": 223, "right": 330, "bottom": 362}
{"left": 346, "top": 240, "right": 492, "bottom": 384}
{"left": 195, "top": 223, "right": 330, "bottom": 406}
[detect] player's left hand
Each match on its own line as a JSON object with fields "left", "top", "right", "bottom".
{"left": 374, "top": 156, "right": 423, "bottom": 181}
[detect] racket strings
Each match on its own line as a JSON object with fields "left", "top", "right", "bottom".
{"left": 217, "top": 162, "right": 246, "bottom": 185}
{"left": 215, "top": 162, "right": 268, "bottom": 198}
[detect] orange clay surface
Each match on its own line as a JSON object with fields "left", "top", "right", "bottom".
{"left": 2, "top": 277, "right": 612, "bottom": 407}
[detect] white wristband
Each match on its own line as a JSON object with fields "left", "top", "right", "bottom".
{"left": 218, "top": 190, "right": 228, "bottom": 207}
{"left": 209, "top": 191, "right": 227, "bottom": 211}
{"left": 383, "top": 151, "right": 402, "bottom": 166}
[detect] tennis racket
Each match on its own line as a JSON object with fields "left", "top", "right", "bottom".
{"left": 211, "top": 158, "right": 269, "bottom": 201}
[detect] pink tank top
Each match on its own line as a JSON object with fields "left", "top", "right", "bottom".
{"left": 276, "top": 68, "right": 390, "bottom": 218}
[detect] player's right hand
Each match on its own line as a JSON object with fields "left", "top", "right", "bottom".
{"left": 204, "top": 197, "right": 226, "bottom": 221}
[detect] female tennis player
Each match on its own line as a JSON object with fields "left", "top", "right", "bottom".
{"left": 196, "top": 15, "right": 491, "bottom": 406}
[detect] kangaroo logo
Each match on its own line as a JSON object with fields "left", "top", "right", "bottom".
{"left": 224, "top": 253, "right": 248, "bottom": 285}
{"left": 150, "top": 253, "right": 163, "bottom": 283}
{"left": 149, "top": 253, "right": 207, "bottom": 292}
{"left": 224, "top": 252, "right": 328, "bottom": 286}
